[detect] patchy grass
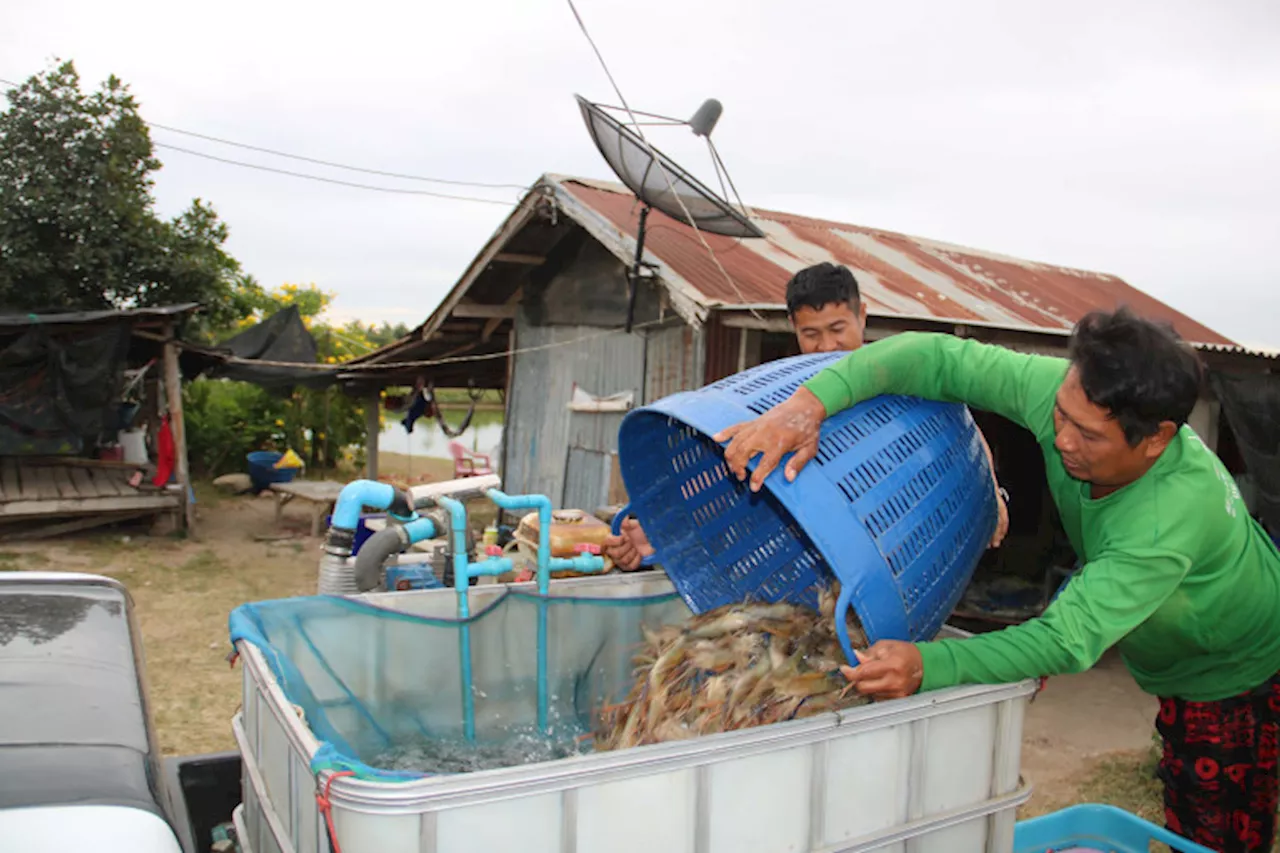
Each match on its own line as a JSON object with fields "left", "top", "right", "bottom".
{"left": 0, "top": 487, "right": 322, "bottom": 757}
{"left": 127, "top": 540, "right": 318, "bottom": 756}
{"left": 0, "top": 549, "right": 51, "bottom": 570}
{"left": 376, "top": 451, "right": 454, "bottom": 484}
{"left": 192, "top": 479, "right": 225, "bottom": 510}
{"left": 1076, "top": 746, "right": 1165, "bottom": 824}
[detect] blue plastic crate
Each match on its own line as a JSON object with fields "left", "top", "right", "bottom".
{"left": 616, "top": 351, "right": 997, "bottom": 657}
{"left": 1014, "top": 804, "right": 1216, "bottom": 853}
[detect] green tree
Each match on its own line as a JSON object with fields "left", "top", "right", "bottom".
{"left": 184, "top": 281, "right": 408, "bottom": 476}
{"left": 0, "top": 60, "right": 241, "bottom": 316}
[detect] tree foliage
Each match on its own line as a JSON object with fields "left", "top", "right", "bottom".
{"left": 0, "top": 61, "right": 422, "bottom": 478}
{"left": 183, "top": 280, "right": 412, "bottom": 476}
{"left": 0, "top": 60, "right": 241, "bottom": 322}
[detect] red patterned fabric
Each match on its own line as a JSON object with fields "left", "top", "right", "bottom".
{"left": 152, "top": 414, "right": 175, "bottom": 488}
{"left": 1156, "top": 672, "right": 1280, "bottom": 852}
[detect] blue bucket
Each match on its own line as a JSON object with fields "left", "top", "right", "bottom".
{"left": 616, "top": 352, "right": 997, "bottom": 658}
{"left": 246, "top": 451, "right": 299, "bottom": 492}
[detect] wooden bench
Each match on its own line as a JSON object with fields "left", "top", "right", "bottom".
{"left": 268, "top": 480, "right": 346, "bottom": 537}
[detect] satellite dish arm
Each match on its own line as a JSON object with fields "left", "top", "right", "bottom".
{"left": 625, "top": 205, "right": 651, "bottom": 334}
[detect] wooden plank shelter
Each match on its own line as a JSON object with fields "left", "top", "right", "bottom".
{"left": 0, "top": 458, "right": 180, "bottom": 538}
{"left": 0, "top": 304, "right": 199, "bottom": 539}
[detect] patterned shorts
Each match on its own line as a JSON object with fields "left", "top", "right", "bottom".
{"left": 1156, "top": 672, "right": 1280, "bottom": 853}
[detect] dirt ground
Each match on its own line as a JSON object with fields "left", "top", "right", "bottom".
{"left": 0, "top": 479, "right": 1164, "bottom": 818}
{"left": 1019, "top": 651, "right": 1160, "bottom": 817}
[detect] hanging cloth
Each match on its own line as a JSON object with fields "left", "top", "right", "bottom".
{"left": 152, "top": 414, "right": 176, "bottom": 488}
{"left": 400, "top": 377, "right": 437, "bottom": 434}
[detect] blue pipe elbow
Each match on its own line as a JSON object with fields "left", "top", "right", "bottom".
{"left": 486, "top": 490, "right": 553, "bottom": 590}
{"left": 332, "top": 480, "right": 396, "bottom": 530}
{"left": 436, "top": 497, "right": 473, "bottom": 595}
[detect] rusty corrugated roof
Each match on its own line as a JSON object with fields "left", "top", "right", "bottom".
{"left": 1197, "top": 343, "right": 1280, "bottom": 360}
{"left": 557, "top": 176, "right": 1234, "bottom": 346}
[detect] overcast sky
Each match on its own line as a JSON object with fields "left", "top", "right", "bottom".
{"left": 3, "top": 0, "right": 1278, "bottom": 347}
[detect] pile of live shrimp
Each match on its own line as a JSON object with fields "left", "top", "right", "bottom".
{"left": 593, "top": 582, "right": 871, "bottom": 751}
{"left": 372, "top": 583, "right": 872, "bottom": 773}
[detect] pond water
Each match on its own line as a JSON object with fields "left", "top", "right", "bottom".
{"left": 378, "top": 406, "right": 504, "bottom": 463}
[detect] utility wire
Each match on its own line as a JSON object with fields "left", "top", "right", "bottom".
{"left": 3, "top": 74, "right": 529, "bottom": 197}
{"left": 197, "top": 316, "right": 672, "bottom": 373}
{"left": 148, "top": 122, "right": 529, "bottom": 190}
{"left": 153, "top": 142, "right": 521, "bottom": 205}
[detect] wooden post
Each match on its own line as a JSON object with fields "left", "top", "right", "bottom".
{"left": 162, "top": 322, "right": 196, "bottom": 535}
{"left": 365, "top": 390, "right": 380, "bottom": 481}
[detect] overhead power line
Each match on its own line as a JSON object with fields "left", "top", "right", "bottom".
{"left": 147, "top": 122, "right": 528, "bottom": 190}
{"left": 2, "top": 74, "right": 529, "bottom": 199}
{"left": 153, "top": 142, "right": 521, "bottom": 204}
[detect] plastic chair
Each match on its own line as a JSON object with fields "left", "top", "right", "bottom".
{"left": 450, "top": 442, "right": 494, "bottom": 478}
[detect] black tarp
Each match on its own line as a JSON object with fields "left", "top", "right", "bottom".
{"left": 199, "top": 306, "right": 339, "bottom": 392}
{"left": 0, "top": 318, "right": 133, "bottom": 456}
{"left": 1210, "top": 370, "right": 1280, "bottom": 533}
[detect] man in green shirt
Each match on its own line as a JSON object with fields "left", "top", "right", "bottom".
{"left": 715, "top": 308, "right": 1280, "bottom": 853}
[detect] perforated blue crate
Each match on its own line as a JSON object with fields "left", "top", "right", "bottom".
{"left": 616, "top": 352, "right": 997, "bottom": 659}
{"left": 1013, "top": 804, "right": 1216, "bottom": 853}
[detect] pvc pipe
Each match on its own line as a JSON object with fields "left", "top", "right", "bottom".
{"left": 408, "top": 474, "right": 502, "bottom": 507}
{"left": 484, "top": 489, "right": 607, "bottom": 734}
{"left": 435, "top": 496, "right": 477, "bottom": 741}
{"left": 436, "top": 497, "right": 472, "bottom": 611}
{"left": 351, "top": 517, "right": 439, "bottom": 593}
{"left": 547, "top": 554, "right": 608, "bottom": 574}
{"left": 485, "top": 490, "right": 552, "bottom": 592}
{"left": 330, "top": 480, "right": 397, "bottom": 530}
{"left": 437, "top": 495, "right": 519, "bottom": 742}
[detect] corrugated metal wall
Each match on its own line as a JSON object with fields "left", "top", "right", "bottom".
{"left": 503, "top": 315, "right": 646, "bottom": 507}
{"left": 503, "top": 317, "right": 704, "bottom": 510}
{"left": 703, "top": 317, "right": 742, "bottom": 385}
{"left": 644, "top": 323, "right": 705, "bottom": 403}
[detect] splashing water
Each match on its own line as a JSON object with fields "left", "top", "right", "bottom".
{"left": 371, "top": 724, "right": 592, "bottom": 774}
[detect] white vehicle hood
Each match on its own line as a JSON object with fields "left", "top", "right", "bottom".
{"left": 0, "top": 804, "right": 183, "bottom": 853}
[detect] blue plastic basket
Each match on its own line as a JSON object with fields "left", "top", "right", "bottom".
{"left": 1013, "top": 804, "right": 1216, "bottom": 853}
{"left": 246, "top": 451, "right": 299, "bottom": 492}
{"left": 616, "top": 352, "right": 997, "bottom": 658}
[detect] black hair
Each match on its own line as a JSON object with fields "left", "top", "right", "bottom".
{"left": 785, "top": 263, "right": 860, "bottom": 316}
{"left": 1068, "top": 306, "right": 1204, "bottom": 446}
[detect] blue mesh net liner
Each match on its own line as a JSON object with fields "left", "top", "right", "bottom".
{"left": 617, "top": 351, "right": 997, "bottom": 649}
{"left": 229, "top": 589, "right": 688, "bottom": 781}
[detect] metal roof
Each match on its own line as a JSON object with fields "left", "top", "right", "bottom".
{"left": 1197, "top": 342, "right": 1280, "bottom": 361}
{"left": 553, "top": 175, "right": 1235, "bottom": 346}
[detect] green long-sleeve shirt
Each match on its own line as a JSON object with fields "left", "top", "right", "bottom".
{"left": 803, "top": 332, "right": 1280, "bottom": 702}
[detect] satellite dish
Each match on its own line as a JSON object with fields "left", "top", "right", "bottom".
{"left": 575, "top": 94, "right": 764, "bottom": 332}
{"left": 576, "top": 95, "right": 762, "bottom": 240}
